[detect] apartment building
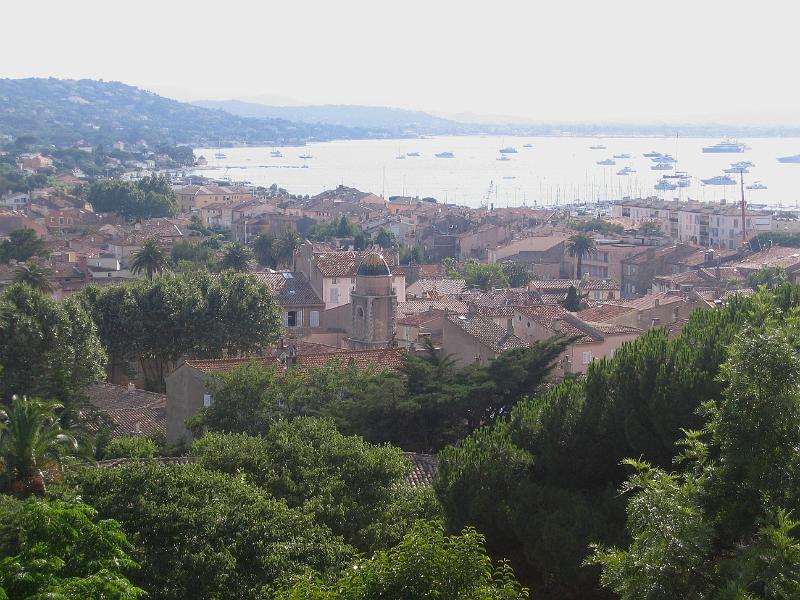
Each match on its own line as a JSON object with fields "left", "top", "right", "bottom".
{"left": 613, "top": 198, "right": 773, "bottom": 249}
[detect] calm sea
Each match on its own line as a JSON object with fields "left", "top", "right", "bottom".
{"left": 194, "top": 136, "right": 800, "bottom": 209}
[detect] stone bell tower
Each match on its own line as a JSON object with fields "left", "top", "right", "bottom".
{"left": 349, "top": 252, "right": 397, "bottom": 349}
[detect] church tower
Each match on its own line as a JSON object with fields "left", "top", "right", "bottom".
{"left": 349, "top": 252, "right": 397, "bottom": 349}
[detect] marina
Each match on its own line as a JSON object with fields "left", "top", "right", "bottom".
{"left": 194, "top": 135, "right": 800, "bottom": 208}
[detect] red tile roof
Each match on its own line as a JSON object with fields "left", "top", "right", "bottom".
{"left": 253, "top": 271, "right": 323, "bottom": 307}
{"left": 185, "top": 348, "right": 406, "bottom": 374}
{"left": 576, "top": 304, "right": 635, "bottom": 322}
{"left": 295, "top": 348, "right": 405, "bottom": 372}
{"left": 398, "top": 300, "right": 470, "bottom": 316}
{"left": 446, "top": 314, "right": 527, "bottom": 352}
{"left": 84, "top": 382, "right": 166, "bottom": 438}
{"left": 406, "top": 278, "right": 467, "bottom": 298}
{"left": 313, "top": 251, "right": 404, "bottom": 278}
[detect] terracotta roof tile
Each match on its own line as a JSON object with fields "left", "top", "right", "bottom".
{"left": 313, "top": 251, "right": 404, "bottom": 278}
{"left": 447, "top": 314, "right": 527, "bottom": 352}
{"left": 294, "top": 349, "right": 405, "bottom": 372}
{"left": 253, "top": 271, "right": 323, "bottom": 307}
{"left": 398, "top": 300, "right": 470, "bottom": 316}
{"left": 397, "top": 308, "right": 445, "bottom": 326}
{"left": 185, "top": 347, "right": 406, "bottom": 374}
{"left": 576, "top": 304, "right": 635, "bottom": 322}
{"left": 404, "top": 452, "right": 438, "bottom": 487}
{"left": 406, "top": 278, "right": 467, "bottom": 298}
{"left": 97, "top": 454, "right": 435, "bottom": 488}
{"left": 84, "top": 382, "right": 166, "bottom": 438}
{"left": 581, "top": 321, "right": 642, "bottom": 336}
{"left": 618, "top": 293, "right": 685, "bottom": 311}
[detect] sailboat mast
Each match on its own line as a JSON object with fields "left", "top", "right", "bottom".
{"left": 740, "top": 169, "right": 747, "bottom": 245}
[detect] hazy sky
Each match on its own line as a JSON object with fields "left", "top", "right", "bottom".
{"left": 2, "top": 0, "right": 798, "bottom": 124}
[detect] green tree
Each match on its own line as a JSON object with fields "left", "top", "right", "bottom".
{"left": 560, "top": 285, "right": 584, "bottom": 311}
{"left": 0, "top": 396, "right": 78, "bottom": 497}
{"left": 273, "top": 229, "right": 300, "bottom": 268}
{"left": 75, "top": 272, "right": 281, "bottom": 392}
{"left": 270, "top": 521, "right": 528, "bottom": 600}
{"left": 374, "top": 227, "right": 396, "bottom": 249}
{"left": 102, "top": 436, "right": 158, "bottom": 459}
{"left": 13, "top": 262, "right": 54, "bottom": 293}
{"left": 170, "top": 240, "right": 216, "bottom": 271}
{"left": 501, "top": 262, "right": 532, "bottom": 287}
{"left": 434, "top": 290, "right": 777, "bottom": 598}
{"left": 220, "top": 241, "right": 254, "bottom": 272}
{"left": 399, "top": 243, "right": 425, "bottom": 265}
{"left": 86, "top": 176, "right": 176, "bottom": 220}
{"left": 592, "top": 325, "right": 800, "bottom": 599}
{"left": 0, "top": 284, "right": 106, "bottom": 407}
{"left": 461, "top": 260, "right": 509, "bottom": 291}
{"left": 0, "top": 497, "right": 145, "bottom": 599}
{"left": 748, "top": 265, "right": 788, "bottom": 290}
{"left": 566, "top": 233, "right": 597, "bottom": 278}
{"left": 566, "top": 217, "right": 625, "bottom": 236}
{"left": 77, "top": 462, "right": 353, "bottom": 600}
{"left": 637, "top": 220, "right": 662, "bottom": 236}
{"left": 191, "top": 419, "right": 439, "bottom": 550}
{"left": 130, "top": 237, "right": 170, "bottom": 280}
{"left": 0, "top": 229, "right": 46, "bottom": 264}
{"left": 253, "top": 233, "right": 277, "bottom": 268}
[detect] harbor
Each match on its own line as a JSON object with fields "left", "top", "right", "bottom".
{"left": 194, "top": 135, "right": 800, "bottom": 209}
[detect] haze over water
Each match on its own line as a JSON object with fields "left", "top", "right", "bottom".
{"left": 195, "top": 136, "right": 800, "bottom": 209}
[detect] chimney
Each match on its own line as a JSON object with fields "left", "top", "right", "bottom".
{"left": 507, "top": 318, "right": 514, "bottom": 335}
{"left": 127, "top": 382, "right": 135, "bottom": 392}
{"left": 654, "top": 298, "right": 660, "bottom": 307}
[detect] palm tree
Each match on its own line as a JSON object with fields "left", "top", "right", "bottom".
{"left": 0, "top": 396, "right": 78, "bottom": 497}
{"left": 252, "top": 233, "right": 276, "bottom": 268}
{"left": 275, "top": 229, "right": 300, "bottom": 268}
{"left": 220, "top": 242, "right": 254, "bottom": 272}
{"left": 13, "top": 261, "right": 54, "bottom": 293}
{"left": 566, "top": 233, "right": 597, "bottom": 279}
{"left": 130, "top": 237, "right": 169, "bottom": 280}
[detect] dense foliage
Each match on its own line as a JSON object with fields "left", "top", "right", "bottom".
{"left": 0, "top": 497, "right": 144, "bottom": 599}
{"left": 191, "top": 420, "right": 441, "bottom": 550}
{"left": 193, "top": 337, "right": 570, "bottom": 453}
{"left": 565, "top": 217, "right": 625, "bottom": 236}
{"left": 750, "top": 230, "right": 800, "bottom": 249}
{"left": 86, "top": 175, "right": 177, "bottom": 220}
{"left": 0, "top": 284, "right": 106, "bottom": 407}
{"left": 74, "top": 271, "right": 281, "bottom": 391}
{"left": 0, "top": 396, "right": 79, "bottom": 497}
{"left": 593, "top": 320, "right": 800, "bottom": 599}
{"left": 0, "top": 228, "right": 46, "bottom": 264}
{"left": 435, "top": 290, "right": 778, "bottom": 598}
{"left": 270, "top": 522, "right": 529, "bottom": 600}
{"left": 77, "top": 462, "right": 353, "bottom": 600}
{"left": 456, "top": 260, "right": 510, "bottom": 291}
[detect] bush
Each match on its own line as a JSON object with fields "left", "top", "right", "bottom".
{"left": 102, "top": 437, "right": 158, "bottom": 459}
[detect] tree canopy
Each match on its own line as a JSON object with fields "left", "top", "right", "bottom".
{"left": 77, "top": 461, "right": 353, "bottom": 600}
{"left": 86, "top": 176, "right": 176, "bottom": 220}
{"left": 592, "top": 322, "right": 800, "bottom": 599}
{"left": 0, "top": 229, "right": 46, "bottom": 264}
{"left": 435, "top": 289, "right": 777, "bottom": 598}
{"left": 0, "top": 284, "right": 106, "bottom": 408}
{"left": 270, "top": 522, "right": 529, "bottom": 600}
{"left": 0, "top": 497, "right": 145, "bottom": 600}
{"left": 74, "top": 272, "right": 281, "bottom": 391}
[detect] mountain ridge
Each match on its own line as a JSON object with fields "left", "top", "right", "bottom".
{"left": 0, "top": 78, "right": 385, "bottom": 148}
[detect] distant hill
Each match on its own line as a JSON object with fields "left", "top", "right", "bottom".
{"left": 0, "top": 78, "right": 383, "bottom": 148}
{"left": 192, "top": 100, "right": 478, "bottom": 136}
{"left": 193, "top": 99, "right": 800, "bottom": 138}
